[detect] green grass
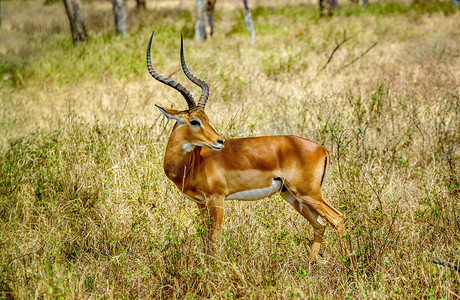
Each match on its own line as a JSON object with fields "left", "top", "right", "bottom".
{"left": 1, "top": 1, "right": 458, "bottom": 89}
{"left": 338, "top": 0, "right": 458, "bottom": 16}
{"left": 0, "top": 4, "right": 195, "bottom": 88}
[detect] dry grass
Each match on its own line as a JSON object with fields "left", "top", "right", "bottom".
{"left": 1, "top": 0, "right": 459, "bottom": 298}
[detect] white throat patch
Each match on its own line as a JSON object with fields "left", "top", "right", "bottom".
{"left": 182, "top": 143, "right": 195, "bottom": 152}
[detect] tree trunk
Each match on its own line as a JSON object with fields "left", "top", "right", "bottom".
{"left": 205, "top": 0, "right": 216, "bottom": 37}
{"left": 44, "top": 0, "right": 59, "bottom": 6}
{"left": 319, "top": 0, "right": 338, "bottom": 16}
{"left": 242, "top": 0, "right": 255, "bottom": 45}
{"left": 352, "top": 0, "right": 368, "bottom": 7}
{"left": 195, "top": 0, "right": 206, "bottom": 40}
{"left": 63, "top": 0, "right": 88, "bottom": 46}
{"left": 136, "top": 0, "right": 146, "bottom": 10}
{"left": 112, "top": 0, "right": 129, "bottom": 36}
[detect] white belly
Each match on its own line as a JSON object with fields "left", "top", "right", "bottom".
{"left": 225, "top": 179, "right": 282, "bottom": 200}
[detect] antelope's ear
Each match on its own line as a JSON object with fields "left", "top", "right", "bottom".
{"left": 155, "top": 104, "right": 184, "bottom": 123}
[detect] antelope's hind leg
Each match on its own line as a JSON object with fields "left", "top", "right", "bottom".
{"left": 293, "top": 191, "right": 346, "bottom": 256}
{"left": 280, "top": 190, "right": 327, "bottom": 263}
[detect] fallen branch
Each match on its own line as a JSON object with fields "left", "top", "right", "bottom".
{"left": 337, "top": 41, "right": 377, "bottom": 71}
{"left": 167, "top": 68, "right": 181, "bottom": 78}
{"left": 432, "top": 259, "right": 460, "bottom": 273}
{"left": 319, "top": 30, "right": 354, "bottom": 72}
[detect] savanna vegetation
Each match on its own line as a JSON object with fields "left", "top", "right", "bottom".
{"left": 1, "top": 0, "right": 459, "bottom": 298}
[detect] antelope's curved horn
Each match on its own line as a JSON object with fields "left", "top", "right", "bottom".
{"left": 147, "top": 30, "right": 196, "bottom": 111}
{"left": 180, "top": 34, "right": 209, "bottom": 110}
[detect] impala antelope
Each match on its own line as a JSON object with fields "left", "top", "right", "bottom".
{"left": 147, "top": 30, "right": 345, "bottom": 262}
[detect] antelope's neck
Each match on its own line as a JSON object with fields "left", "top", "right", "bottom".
{"left": 163, "top": 131, "right": 196, "bottom": 187}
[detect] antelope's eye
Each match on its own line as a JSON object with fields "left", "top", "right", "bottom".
{"left": 190, "top": 120, "right": 201, "bottom": 126}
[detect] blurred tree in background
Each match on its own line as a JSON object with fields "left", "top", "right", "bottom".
{"left": 111, "top": 0, "right": 129, "bottom": 36}
{"left": 62, "top": 0, "right": 88, "bottom": 45}
{"left": 136, "top": 0, "right": 146, "bottom": 10}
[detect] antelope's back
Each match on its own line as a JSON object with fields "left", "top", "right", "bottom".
{"left": 200, "top": 135, "right": 327, "bottom": 172}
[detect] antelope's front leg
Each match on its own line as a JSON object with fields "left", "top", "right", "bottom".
{"left": 206, "top": 194, "right": 224, "bottom": 243}
{"left": 196, "top": 202, "right": 209, "bottom": 232}
{"left": 196, "top": 203, "right": 212, "bottom": 250}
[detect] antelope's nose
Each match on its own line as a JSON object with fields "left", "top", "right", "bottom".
{"left": 217, "top": 139, "right": 225, "bottom": 145}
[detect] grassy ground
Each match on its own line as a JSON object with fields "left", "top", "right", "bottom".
{"left": 1, "top": 0, "right": 459, "bottom": 298}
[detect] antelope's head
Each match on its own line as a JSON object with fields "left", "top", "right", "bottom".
{"left": 147, "top": 30, "right": 225, "bottom": 151}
